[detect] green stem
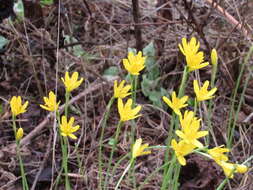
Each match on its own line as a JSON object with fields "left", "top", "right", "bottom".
{"left": 62, "top": 137, "right": 71, "bottom": 190}
{"left": 104, "top": 121, "right": 123, "bottom": 189}
{"left": 98, "top": 97, "right": 115, "bottom": 189}
{"left": 227, "top": 45, "right": 253, "bottom": 148}
{"left": 161, "top": 155, "right": 177, "bottom": 190}
{"left": 65, "top": 92, "right": 70, "bottom": 117}
{"left": 178, "top": 66, "right": 189, "bottom": 98}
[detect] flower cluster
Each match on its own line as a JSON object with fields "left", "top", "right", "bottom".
{"left": 162, "top": 37, "right": 248, "bottom": 179}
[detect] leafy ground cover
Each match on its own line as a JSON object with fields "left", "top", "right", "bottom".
{"left": 0, "top": 0, "right": 252, "bottom": 189}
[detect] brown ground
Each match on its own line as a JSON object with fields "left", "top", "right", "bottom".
{"left": 0, "top": 0, "right": 252, "bottom": 189}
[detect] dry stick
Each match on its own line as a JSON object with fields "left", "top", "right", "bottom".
{"left": 31, "top": 131, "right": 53, "bottom": 190}
{"left": 3, "top": 81, "right": 109, "bottom": 151}
{"left": 205, "top": 0, "right": 251, "bottom": 40}
{"left": 132, "top": 0, "right": 143, "bottom": 51}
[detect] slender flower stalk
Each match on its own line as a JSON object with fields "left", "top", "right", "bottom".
{"left": 115, "top": 138, "right": 151, "bottom": 189}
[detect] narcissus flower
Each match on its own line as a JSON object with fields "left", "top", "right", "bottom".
{"left": 207, "top": 145, "right": 229, "bottom": 163}
{"left": 114, "top": 80, "right": 131, "bottom": 99}
{"left": 118, "top": 98, "right": 141, "bottom": 122}
{"left": 176, "top": 111, "right": 208, "bottom": 148}
{"left": 219, "top": 161, "right": 248, "bottom": 178}
{"left": 132, "top": 138, "right": 151, "bottom": 159}
{"left": 193, "top": 80, "right": 217, "bottom": 102}
{"left": 61, "top": 71, "right": 84, "bottom": 92}
{"left": 10, "top": 96, "right": 29, "bottom": 116}
{"left": 211, "top": 48, "right": 218, "bottom": 66}
{"left": 122, "top": 51, "right": 146, "bottom": 75}
{"left": 40, "top": 91, "right": 60, "bottom": 112}
{"left": 60, "top": 116, "right": 80, "bottom": 140}
{"left": 179, "top": 37, "right": 209, "bottom": 71}
{"left": 162, "top": 91, "right": 188, "bottom": 116}
{"left": 171, "top": 139, "right": 195, "bottom": 166}
{"left": 16, "top": 128, "right": 24, "bottom": 141}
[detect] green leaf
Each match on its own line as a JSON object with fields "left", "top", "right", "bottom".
{"left": 40, "top": 0, "right": 54, "bottom": 6}
{"left": 14, "top": 0, "right": 24, "bottom": 19}
{"left": 0, "top": 36, "right": 9, "bottom": 49}
{"left": 103, "top": 66, "right": 119, "bottom": 80}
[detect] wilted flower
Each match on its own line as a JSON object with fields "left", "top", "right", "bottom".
{"left": 219, "top": 161, "right": 248, "bottom": 178}
{"left": 179, "top": 37, "right": 209, "bottom": 71}
{"left": 122, "top": 51, "right": 146, "bottom": 75}
{"left": 40, "top": 91, "right": 60, "bottom": 112}
{"left": 10, "top": 96, "right": 29, "bottom": 116}
{"left": 171, "top": 139, "right": 195, "bottom": 166}
{"left": 114, "top": 80, "right": 131, "bottom": 99}
{"left": 61, "top": 71, "right": 84, "bottom": 92}
{"left": 193, "top": 80, "right": 217, "bottom": 102}
{"left": 60, "top": 116, "right": 80, "bottom": 140}
{"left": 162, "top": 91, "right": 188, "bottom": 116}
{"left": 132, "top": 138, "right": 151, "bottom": 159}
{"left": 118, "top": 98, "right": 141, "bottom": 122}
{"left": 16, "top": 128, "right": 24, "bottom": 141}
{"left": 176, "top": 111, "right": 208, "bottom": 148}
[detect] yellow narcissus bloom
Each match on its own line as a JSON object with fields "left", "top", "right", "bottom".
{"left": 61, "top": 71, "right": 84, "bottom": 92}
{"left": 171, "top": 139, "right": 195, "bottom": 166}
{"left": 207, "top": 145, "right": 229, "bottom": 163}
{"left": 16, "top": 128, "right": 24, "bottom": 141}
{"left": 60, "top": 116, "right": 80, "bottom": 140}
{"left": 193, "top": 80, "right": 217, "bottom": 102}
{"left": 118, "top": 98, "right": 141, "bottom": 122}
{"left": 10, "top": 96, "right": 29, "bottom": 116}
{"left": 162, "top": 91, "right": 188, "bottom": 116}
{"left": 211, "top": 48, "right": 218, "bottom": 66}
{"left": 122, "top": 51, "right": 146, "bottom": 75}
{"left": 178, "top": 37, "right": 209, "bottom": 71}
{"left": 132, "top": 138, "right": 151, "bottom": 159}
{"left": 219, "top": 161, "right": 248, "bottom": 178}
{"left": 114, "top": 80, "right": 131, "bottom": 99}
{"left": 176, "top": 111, "right": 208, "bottom": 148}
{"left": 40, "top": 91, "right": 60, "bottom": 112}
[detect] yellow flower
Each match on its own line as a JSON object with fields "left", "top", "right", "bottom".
{"left": 219, "top": 161, "right": 248, "bottom": 178}
{"left": 171, "top": 139, "right": 195, "bottom": 166}
{"left": 10, "top": 96, "right": 29, "bottom": 116}
{"left": 132, "top": 138, "right": 151, "bottom": 159}
{"left": 60, "top": 116, "right": 80, "bottom": 140}
{"left": 211, "top": 48, "right": 218, "bottom": 66}
{"left": 176, "top": 111, "right": 208, "bottom": 148}
{"left": 193, "top": 80, "right": 217, "bottom": 102}
{"left": 122, "top": 51, "right": 146, "bottom": 75}
{"left": 114, "top": 80, "right": 131, "bottom": 99}
{"left": 118, "top": 98, "right": 141, "bottom": 122}
{"left": 40, "top": 91, "right": 60, "bottom": 112}
{"left": 207, "top": 145, "right": 229, "bottom": 164}
{"left": 162, "top": 91, "right": 188, "bottom": 116}
{"left": 178, "top": 37, "right": 209, "bottom": 71}
{"left": 61, "top": 71, "right": 84, "bottom": 92}
{"left": 16, "top": 128, "right": 24, "bottom": 141}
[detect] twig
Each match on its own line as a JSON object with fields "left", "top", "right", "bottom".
{"left": 205, "top": 0, "right": 251, "bottom": 40}
{"left": 132, "top": 0, "right": 143, "bottom": 51}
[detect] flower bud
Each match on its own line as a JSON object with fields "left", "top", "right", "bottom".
{"left": 16, "top": 128, "right": 24, "bottom": 141}
{"left": 211, "top": 49, "right": 218, "bottom": 65}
